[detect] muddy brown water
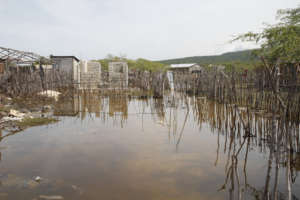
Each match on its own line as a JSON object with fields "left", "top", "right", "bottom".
{"left": 0, "top": 95, "right": 299, "bottom": 200}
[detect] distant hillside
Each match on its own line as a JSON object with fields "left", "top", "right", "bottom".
{"left": 159, "top": 50, "right": 257, "bottom": 65}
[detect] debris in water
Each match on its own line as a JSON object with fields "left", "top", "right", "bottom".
{"left": 0, "top": 109, "right": 27, "bottom": 123}
{"left": 9, "top": 109, "right": 26, "bottom": 118}
{"left": 39, "top": 195, "right": 64, "bottom": 200}
{"left": 0, "top": 116, "right": 23, "bottom": 122}
{"left": 35, "top": 176, "right": 41, "bottom": 182}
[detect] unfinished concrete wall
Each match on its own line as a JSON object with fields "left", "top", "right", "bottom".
{"left": 108, "top": 62, "right": 128, "bottom": 88}
{"left": 79, "top": 61, "right": 101, "bottom": 89}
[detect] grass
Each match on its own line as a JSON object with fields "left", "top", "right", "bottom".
{"left": 16, "top": 117, "right": 59, "bottom": 129}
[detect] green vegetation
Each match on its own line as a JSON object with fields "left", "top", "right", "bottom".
{"left": 234, "top": 6, "right": 300, "bottom": 65}
{"left": 97, "top": 51, "right": 257, "bottom": 72}
{"left": 98, "top": 59, "right": 109, "bottom": 71}
{"left": 95, "top": 54, "right": 168, "bottom": 72}
{"left": 233, "top": 5, "right": 300, "bottom": 111}
{"left": 129, "top": 58, "right": 167, "bottom": 71}
{"left": 221, "top": 61, "right": 258, "bottom": 73}
{"left": 16, "top": 117, "right": 59, "bottom": 129}
{"left": 158, "top": 49, "right": 258, "bottom": 66}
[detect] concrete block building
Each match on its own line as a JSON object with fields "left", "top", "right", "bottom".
{"left": 79, "top": 61, "right": 101, "bottom": 89}
{"left": 108, "top": 62, "right": 128, "bottom": 88}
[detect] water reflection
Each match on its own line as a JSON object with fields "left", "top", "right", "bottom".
{"left": 1, "top": 94, "right": 299, "bottom": 200}
{"left": 191, "top": 97, "right": 300, "bottom": 200}
{"left": 53, "top": 94, "right": 300, "bottom": 199}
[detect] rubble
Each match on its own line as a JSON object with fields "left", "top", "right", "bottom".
{"left": 1, "top": 116, "right": 23, "bottom": 123}
{"left": 9, "top": 109, "right": 26, "bottom": 118}
{"left": 0, "top": 109, "right": 28, "bottom": 124}
{"left": 0, "top": 106, "right": 58, "bottom": 133}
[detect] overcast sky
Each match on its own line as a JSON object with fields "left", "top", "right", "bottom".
{"left": 0, "top": 0, "right": 298, "bottom": 60}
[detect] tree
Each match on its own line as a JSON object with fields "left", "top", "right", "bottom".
{"left": 233, "top": 6, "right": 300, "bottom": 64}
{"left": 234, "top": 5, "right": 300, "bottom": 110}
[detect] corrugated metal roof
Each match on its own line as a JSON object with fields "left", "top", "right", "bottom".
{"left": 170, "top": 63, "right": 197, "bottom": 68}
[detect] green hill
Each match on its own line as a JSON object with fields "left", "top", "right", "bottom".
{"left": 158, "top": 49, "right": 257, "bottom": 65}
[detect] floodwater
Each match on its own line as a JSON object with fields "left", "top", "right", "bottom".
{"left": 0, "top": 94, "right": 299, "bottom": 200}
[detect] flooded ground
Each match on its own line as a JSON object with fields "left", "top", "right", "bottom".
{"left": 0, "top": 94, "right": 299, "bottom": 200}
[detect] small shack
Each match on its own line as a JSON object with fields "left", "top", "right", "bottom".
{"left": 108, "top": 62, "right": 128, "bottom": 88}
{"left": 170, "top": 63, "right": 203, "bottom": 73}
{"left": 50, "top": 55, "right": 80, "bottom": 85}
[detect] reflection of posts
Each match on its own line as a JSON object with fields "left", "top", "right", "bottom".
{"left": 152, "top": 98, "right": 165, "bottom": 122}
{"left": 80, "top": 93, "right": 102, "bottom": 120}
{"left": 176, "top": 100, "right": 189, "bottom": 152}
{"left": 193, "top": 98, "right": 299, "bottom": 199}
{"left": 53, "top": 94, "right": 79, "bottom": 117}
{"left": 109, "top": 95, "right": 128, "bottom": 121}
{"left": 162, "top": 96, "right": 190, "bottom": 152}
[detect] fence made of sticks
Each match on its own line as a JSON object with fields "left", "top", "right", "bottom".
{"left": 0, "top": 67, "right": 73, "bottom": 97}
{"left": 1, "top": 63, "right": 300, "bottom": 121}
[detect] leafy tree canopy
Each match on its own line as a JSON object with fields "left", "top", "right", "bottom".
{"left": 233, "top": 6, "right": 300, "bottom": 64}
